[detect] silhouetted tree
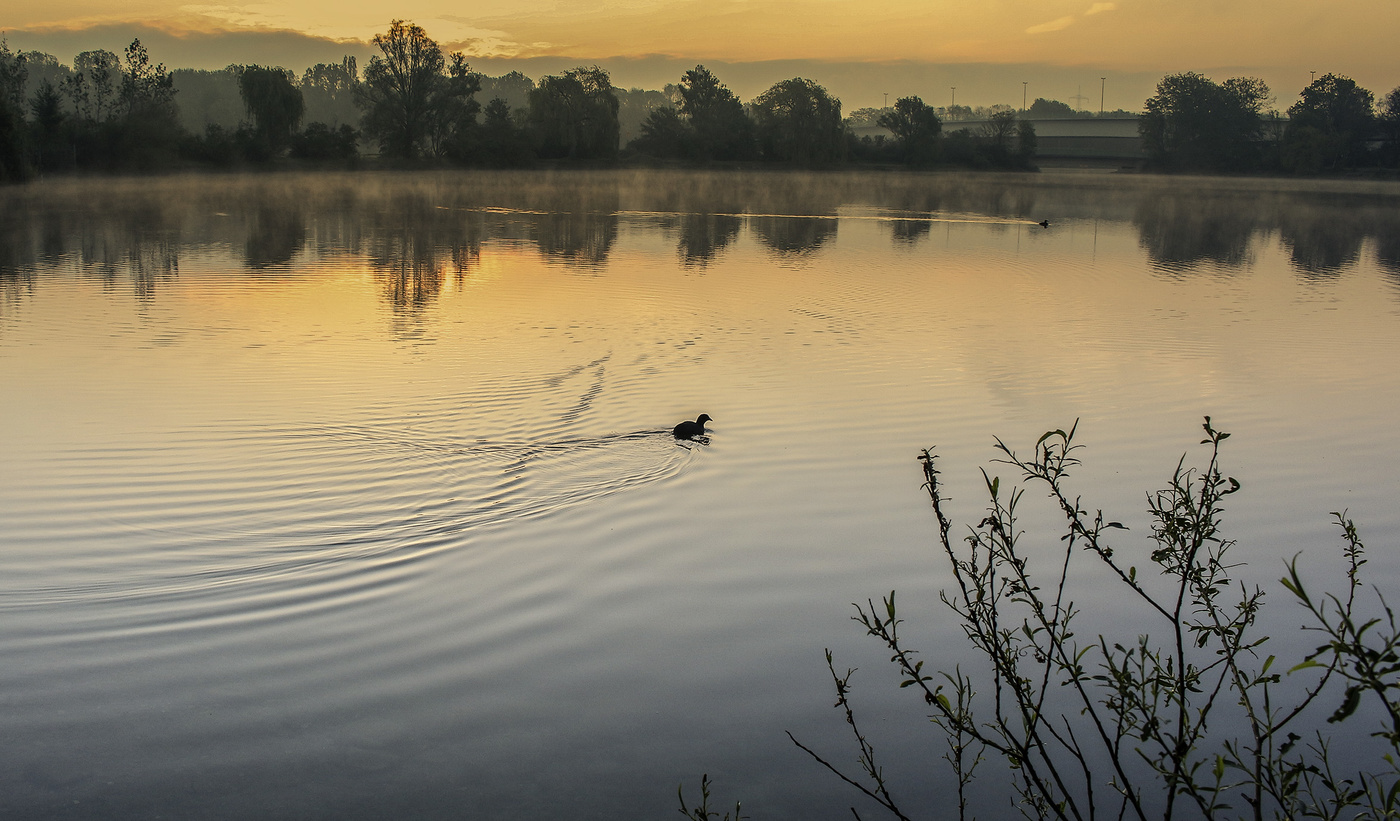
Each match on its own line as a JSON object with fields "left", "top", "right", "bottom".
{"left": 677, "top": 65, "right": 753, "bottom": 160}
{"left": 474, "top": 97, "right": 532, "bottom": 166}
{"left": 29, "top": 81, "right": 69, "bottom": 171}
{"left": 359, "top": 20, "right": 480, "bottom": 159}
{"left": 290, "top": 122, "right": 360, "bottom": 162}
{"left": 976, "top": 109, "right": 1022, "bottom": 166}
{"left": 1283, "top": 74, "right": 1376, "bottom": 173}
{"left": 477, "top": 71, "right": 533, "bottom": 112}
{"left": 1017, "top": 119, "right": 1038, "bottom": 167}
{"left": 1027, "top": 98, "right": 1085, "bottom": 119}
{"left": 615, "top": 86, "right": 671, "bottom": 145}
{"left": 433, "top": 54, "right": 482, "bottom": 160}
{"left": 527, "top": 66, "right": 620, "bottom": 160}
{"left": 0, "top": 39, "right": 28, "bottom": 181}
{"left": 64, "top": 49, "right": 120, "bottom": 124}
{"left": 750, "top": 77, "right": 844, "bottom": 165}
{"left": 116, "top": 39, "right": 181, "bottom": 169}
{"left": 1140, "top": 72, "right": 1271, "bottom": 171}
{"left": 238, "top": 65, "right": 303, "bottom": 156}
{"left": 877, "top": 95, "right": 940, "bottom": 165}
{"left": 630, "top": 106, "right": 689, "bottom": 157}
{"left": 300, "top": 57, "right": 359, "bottom": 126}
{"left": 1380, "top": 86, "right": 1400, "bottom": 168}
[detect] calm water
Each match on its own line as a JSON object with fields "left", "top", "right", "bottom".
{"left": 3, "top": 169, "right": 1400, "bottom": 819}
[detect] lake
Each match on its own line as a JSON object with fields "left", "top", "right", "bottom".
{"left": 3, "top": 168, "right": 1400, "bottom": 819}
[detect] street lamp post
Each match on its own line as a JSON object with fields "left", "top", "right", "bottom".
{"left": 1022, "top": 81, "right": 1028, "bottom": 113}
{"left": 950, "top": 87, "right": 956, "bottom": 109}
{"left": 883, "top": 92, "right": 888, "bottom": 110}
{"left": 1100, "top": 77, "right": 1106, "bottom": 115}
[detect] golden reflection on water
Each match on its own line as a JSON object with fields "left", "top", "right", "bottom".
{"left": 3, "top": 169, "right": 1400, "bottom": 820}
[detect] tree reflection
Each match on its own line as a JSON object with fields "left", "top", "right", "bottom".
{"left": 364, "top": 193, "right": 487, "bottom": 314}
{"left": 1278, "top": 204, "right": 1368, "bottom": 279}
{"left": 750, "top": 215, "right": 837, "bottom": 255}
{"left": 5, "top": 171, "right": 1400, "bottom": 312}
{"left": 1377, "top": 232, "right": 1400, "bottom": 280}
{"left": 1134, "top": 192, "right": 1258, "bottom": 272}
{"left": 244, "top": 206, "right": 307, "bottom": 268}
{"left": 888, "top": 216, "right": 932, "bottom": 245}
{"left": 675, "top": 213, "right": 742, "bottom": 266}
{"left": 530, "top": 210, "right": 618, "bottom": 267}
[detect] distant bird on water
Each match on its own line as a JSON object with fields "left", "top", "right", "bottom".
{"left": 1037, "top": 219, "right": 1050, "bottom": 228}
{"left": 673, "top": 414, "right": 712, "bottom": 439}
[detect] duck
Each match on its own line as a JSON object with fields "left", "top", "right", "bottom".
{"left": 1037, "top": 219, "right": 1050, "bottom": 228}
{"left": 673, "top": 414, "right": 712, "bottom": 439}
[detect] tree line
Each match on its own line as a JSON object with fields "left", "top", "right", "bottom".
{"left": 1141, "top": 71, "right": 1400, "bottom": 173}
{"left": 0, "top": 21, "right": 1039, "bottom": 182}
{"left": 3, "top": 20, "right": 1399, "bottom": 183}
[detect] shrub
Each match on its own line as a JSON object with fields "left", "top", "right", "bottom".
{"left": 695, "top": 418, "right": 1400, "bottom": 819}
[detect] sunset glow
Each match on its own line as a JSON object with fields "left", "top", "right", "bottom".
{"left": 5, "top": 0, "right": 1397, "bottom": 108}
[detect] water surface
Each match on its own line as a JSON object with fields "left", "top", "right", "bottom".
{"left": 3, "top": 169, "right": 1400, "bottom": 819}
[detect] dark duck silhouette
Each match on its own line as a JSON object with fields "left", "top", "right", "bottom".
{"left": 1037, "top": 219, "right": 1050, "bottom": 228}
{"left": 673, "top": 414, "right": 712, "bottom": 439}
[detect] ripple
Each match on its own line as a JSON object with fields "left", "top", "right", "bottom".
{"left": 1, "top": 358, "right": 705, "bottom": 616}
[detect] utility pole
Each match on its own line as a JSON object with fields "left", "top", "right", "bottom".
{"left": 950, "top": 87, "right": 956, "bottom": 109}
{"left": 1100, "top": 77, "right": 1106, "bottom": 115}
{"left": 1022, "top": 81, "right": 1028, "bottom": 113}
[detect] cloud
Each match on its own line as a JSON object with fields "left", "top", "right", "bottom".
{"left": 1084, "top": 2, "right": 1117, "bottom": 14}
{"left": 1025, "top": 16, "right": 1076, "bottom": 35}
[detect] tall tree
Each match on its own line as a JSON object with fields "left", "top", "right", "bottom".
{"left": 527, "top": 66, "right": 619, "bottom": 160}
{"left": 63, "top": 50, "right": 121, "bottom": 123}
{"left": 359, "top": 20, "right": 442, "bottom": 159}
{"left": 1140, "top": 72, "right": 1271, "bottom": 172}
{"left": 29, "top": 81, "right": 69, "bottom": 171}
{"left": 239, "top": 65, "right": 303, "bottom": 155}
{"left": 117, "top": 39, "right": 181, "bottom": 168}
{"left": 0, "top": 38, "right": 28, "bottom": 181}
{"left": 358, "top": 22, "right": 479, "bottom": 159}
{"left": 749, "top": 77, "right": 844, "bottom": 165}
{"left": 430, "top": 53, "right": 482, "bottom": 160}
{"left": 877, "top": 95, "right": 941, "bottom": 165}
{"left": 677, "top": 65, "right": 753, "bottom": 160}
{"left": 1284, "top": 74, "right": 1376, "bottom": 172}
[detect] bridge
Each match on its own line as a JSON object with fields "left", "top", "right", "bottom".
{"left": 850, "top": 116, "right": 1145, "bottom": 166}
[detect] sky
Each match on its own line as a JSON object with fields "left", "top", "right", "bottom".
{"left": 4, "top": 0, "right": 1398, "bottom": 111}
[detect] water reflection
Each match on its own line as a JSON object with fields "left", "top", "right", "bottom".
{"left": 750, "top": 215, "right": 838, "bottom": 256}
{"left": 671, "top": 213, "right": 742, "bottom": 266}
{"left": 531, "top": 210, "right": 618, "bottom": 267}
{"left": 888, "top": 215, "right": 933, "bottom": 245}
{"left": 1134, "top": 192, "right": 1259, "bottom": 272}
{"left": 1278, "top": 201, "right": 1370, "bottom": 279}
{"left": 244, "top": 206, "right": 307, "bottom": 269}
{"left": 2, "top": 171, "right": 1399, "bottom": 302}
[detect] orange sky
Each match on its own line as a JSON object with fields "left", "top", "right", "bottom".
{"left": 5, "top": 0, "right": 1397, "bottom": 109}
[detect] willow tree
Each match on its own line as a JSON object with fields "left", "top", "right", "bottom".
{"left": 238, "top": 65, "right": 303, "bottom": 155}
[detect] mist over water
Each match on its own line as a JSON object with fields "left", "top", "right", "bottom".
{"left": 3, "top": 169, "right": 1400, "bottom": 819}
